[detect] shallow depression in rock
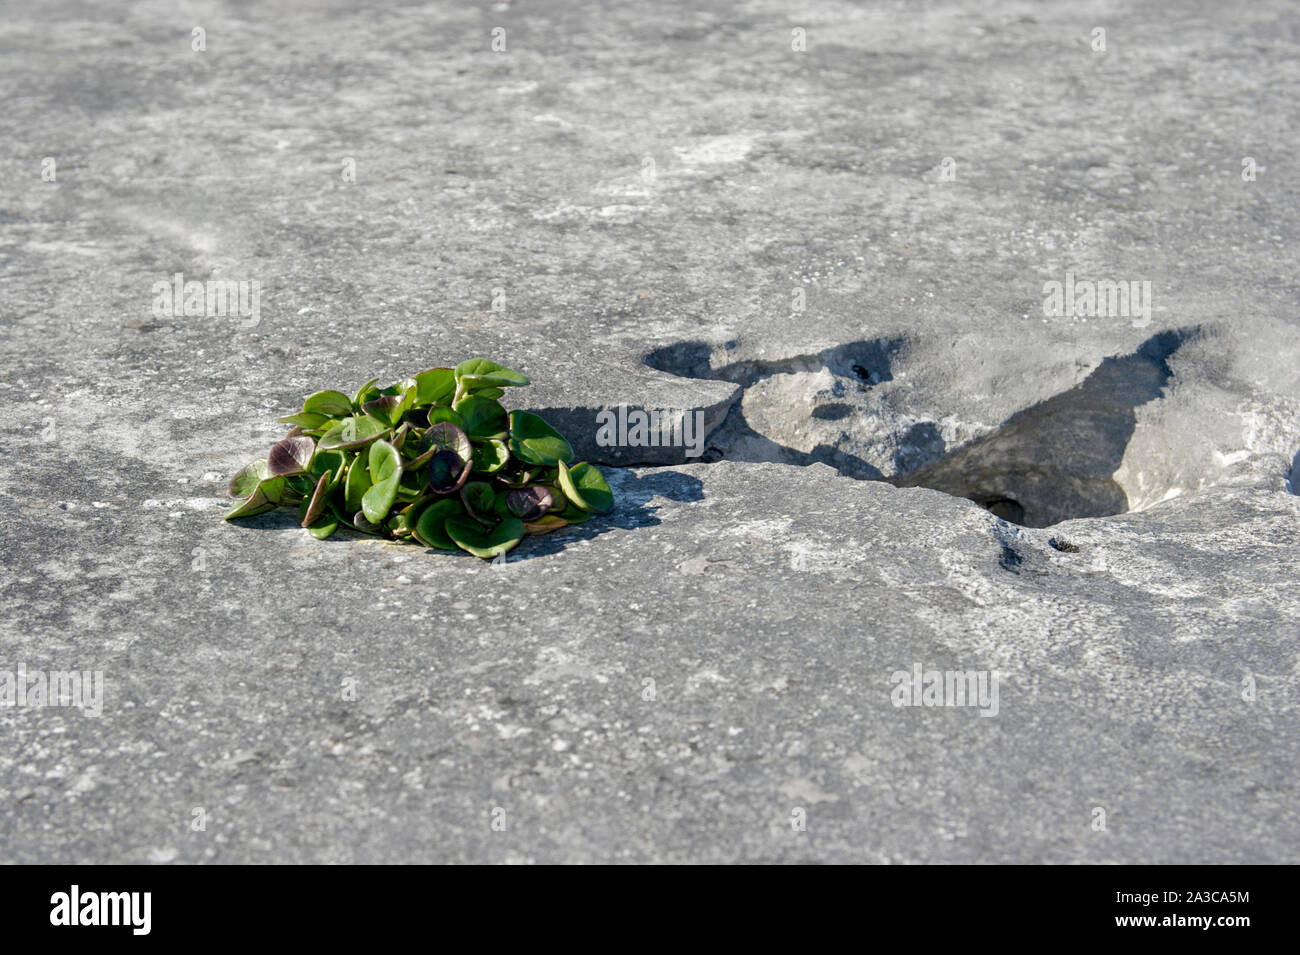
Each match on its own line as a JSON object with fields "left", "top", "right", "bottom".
{"left": 646, "top": 328, "right": 1214, "bottom": 528}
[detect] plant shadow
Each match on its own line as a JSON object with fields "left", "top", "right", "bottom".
{"left": 506, "top": 468, "right": 705, "bottom": 561}
{"left": 234, "top": 509, "right": 306, "bottom": 532}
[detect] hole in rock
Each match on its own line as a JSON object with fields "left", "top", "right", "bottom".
{"left": 645, "top": 329, "right": 1201, "bottom": 528}
{"left": 811, "top": 402, "right": 853, "bottom": 421}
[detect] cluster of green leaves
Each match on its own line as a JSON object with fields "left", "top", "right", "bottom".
{"left": 224, "top": 359, "right": 614, "bottom": 559}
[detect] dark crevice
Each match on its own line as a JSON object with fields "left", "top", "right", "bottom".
{"left": 998, "top": 542, "right": 1024, "bottom": 573}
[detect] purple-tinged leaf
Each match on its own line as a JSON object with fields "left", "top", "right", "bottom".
{"left": 268, "top": 435, "right": 315, "bottom": 476}
{"left": 506, "top": 486, "right": 553, "bottom": 521}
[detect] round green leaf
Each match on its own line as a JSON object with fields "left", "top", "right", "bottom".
{"left": 402, "top": 494, "right": 437, "bottom": 527}
{"left": 318, "top": 415, "right": 389, "bottom": 451}
{"left": 224, "top": 476, "right": 287, "bottom": 520}
{"left": 425, "top": 406, "right": 464, "bottom": 429}
{"left": 303, "top": 390, "right": 353, "bottom": 417}
{"left": 557, "top": 461, "right": 614, "bottom": 513}
{"left": 361, "top": 440, "right": 403, "bottom": 523}
{"left": 368, "top": 439, "right": 402, "bottom": 483}
{"left": 344, "top": 455, "right": 371, "bottom": 513}
{"left": 454, "top": 358, "right": 530, "bottom": 389}
{"left": 509, "top": 411, "right": 573, "bottom": 466}
{"left": 307, "top": 514, "right": 339, "bottom": 540}
{"left": 472, "top": 438, "right": 509, "bottom": 474}
{"left": 362, "top": 478, "right": 400, "bottom": 524}
{"left": 278, "top": 412, "right": 332, "bottom": 431}
{"left": 404, "top": 367, "right": 456, "bottom": 407}
{"left": 361, "top": 393, "right": 410, "bottom": 428}
{"left": 445, "top": 515, "right": 525, "bottom": 559}
{"left": 228, "top": 459, "right": 271, "bottom": 498}
{"left": 455, "top": 395, "right": 508, "bottom": 439}
{"left": 412, "top": 499, "right": 464, "bottom": 550}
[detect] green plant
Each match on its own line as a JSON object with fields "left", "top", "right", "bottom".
{"left": 224, "top": 359, "right": 613, "bottom": 559}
